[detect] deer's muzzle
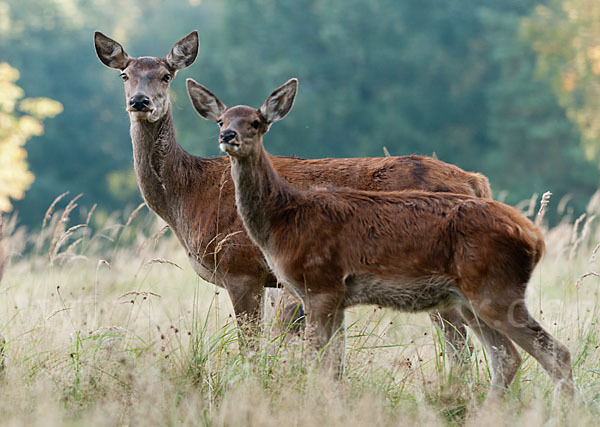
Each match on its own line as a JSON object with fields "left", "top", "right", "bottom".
{"left": 129, "top": 94, "right": 150, "bottom": 111}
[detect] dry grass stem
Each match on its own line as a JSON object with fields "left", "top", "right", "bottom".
{"left": 575, "top": 271, "right": 600, "bottom": 288}
{"left": 42, "top": 191, "right": 69, "bottom": 228}
{"left": 214, "top": 231, "right": 243, "bottom": 255}
{"left": 61, "top": 193, "right": 83, "bottom": 224}
{"left": 118, "top": 291, "right": 162, "bottom": 299}
{"left": 590, "top": 242, "right": 600, "bottom": 262}
{"left": 85, "top": 203, "right": 97, "bottom": 225}
{"left": 572, "top": 213, "right": 587, "bottom": 244}
{"left": 46, "top": 307, "right": 72, "bottom": 321}
{"left": 535, "top": 191, "right": 552, "bottom": 226}
{"left": 153, "top": 225, "right": 170, "bottom": 248}
{"left": 125, "top": 202, "right": 147, "bottom": 227}
{"left": 145, "top": 258, "right": 183, "bottom": 270}
{"left": 97, "top": 259, "right": 111, "bottom": 269}
{"left": 526, "top": 192, "right": 538, "bottom": 218}
{"left": 557, "top": 194, "right": 573, "bottom": 216}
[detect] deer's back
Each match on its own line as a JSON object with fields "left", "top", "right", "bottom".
{"left": 273, "top": 155, "right": 491, "bottom": 198}
{"left": 181, "top": 155, "right": 491, "bottom": 285}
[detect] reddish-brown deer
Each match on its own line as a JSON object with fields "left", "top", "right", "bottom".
{"left": 187, "top": 77, "right": 574, "bottom": 400}
{"left": 94, "top": 31, "right": 489, "bottom": 356}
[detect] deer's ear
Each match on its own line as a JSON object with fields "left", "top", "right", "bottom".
{"left": 259, "top": 78, "right": 298, "bottom": 123}
{"left": 166, "top": 31, "right": 199, "bottom": 71}
{"left": 186, "top": 79, "right": 227, "bottom": 122}
{"left": 94, "top": 32, "right": 131, "bottom": 70}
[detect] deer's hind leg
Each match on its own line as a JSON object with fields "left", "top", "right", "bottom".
{"left": 474, "top": 298, "right": 574, "bottom": 398}
{"left": 459, "top": 305, "right": 521, "bottom": 400}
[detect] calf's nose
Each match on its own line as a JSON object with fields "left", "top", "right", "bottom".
{"left": 221, "top": 129, "right": 237, "bottom": 143}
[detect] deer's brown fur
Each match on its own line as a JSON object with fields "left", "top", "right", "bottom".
{"left": 189, "top": 78, "right": 574, "bottom": 401}
{"left": 95, "top": 32, "right": 490, "bottom": 355}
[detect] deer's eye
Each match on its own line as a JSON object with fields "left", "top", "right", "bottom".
{"left": 120, "top": 72, "right": 128, "bottom": 81}
{"left": 251, "top": 120, "right": 260, "bottom": 129}
{"left": 217, "top": 119, "right": 223, "bottom": 127}
{"left": 162, "top": 73, "right": 172, "bottom": 83}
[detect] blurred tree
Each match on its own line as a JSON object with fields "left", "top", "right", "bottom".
{"left": 0, "top": 63, "right": 62, "bottom": 212}
{"left": 208, "top": 0, "right": 494, "bottom": 165}
{"left": 0, "top": 0, "right": 597, "bottom": 228}
{"left": 0, "top": 0, "right": 209, "bottom": 225}
{"left": 209, "top": 0, "right": 598, "bottom": 217}
{"left": 481, "top": 2, "right": 598, "bottom": 213}
{"left": 523, "top": 0, "right": 600, "bottom": 162}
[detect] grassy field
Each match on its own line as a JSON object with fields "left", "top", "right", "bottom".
{"left": 0, "top": 193, "right": 599, "bottom": 426}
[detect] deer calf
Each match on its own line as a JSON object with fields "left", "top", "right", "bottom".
{"left": 187, "top": 78, "right": 574, "bottom": 400}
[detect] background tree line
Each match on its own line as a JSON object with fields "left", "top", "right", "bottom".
{"left": 0, "top": 0, "right": 599, "bottom": 227}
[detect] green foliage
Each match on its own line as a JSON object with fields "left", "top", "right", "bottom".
{"left": 523, "top": 0, "right": 600, "bottom": 161}
{"left": 202, "top": 0, "right": 496, "bottom": 163}
{"left": 481, "top": 3, "right": 599, "bottom": 212}
{"left": 0, "top": 0, "right": 598, "bottom": 226}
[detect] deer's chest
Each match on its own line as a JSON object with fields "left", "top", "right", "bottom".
{"left": 187, "top": 254, "right": 222, "bottom": 287}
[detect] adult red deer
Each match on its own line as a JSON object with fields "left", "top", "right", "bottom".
{"left": 94, "top": 32, "right": 490, "bottom": 356}
{"left": 186, "top": 77, "right": 574, "bottom": 401}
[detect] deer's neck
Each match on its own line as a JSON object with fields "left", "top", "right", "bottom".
{"left": 229, "top": 143, "right": 299, "bottom": 249}
{"left": 129, "top": 108, "right": 195, "bottom": 223}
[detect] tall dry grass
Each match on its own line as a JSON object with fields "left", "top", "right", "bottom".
{"left": 0, "top": 192, "right": 598, "bottom": 426}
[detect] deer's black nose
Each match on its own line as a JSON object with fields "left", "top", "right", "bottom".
{"left": 220, "top": 129, "right": 237, "bottom": 143}
{"left": 129, "top": 95, "right": 150, "bottom": 111}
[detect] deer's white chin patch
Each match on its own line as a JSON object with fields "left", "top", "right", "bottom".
{"left": 129, "top": 110, "right": 161, "bottom": 122}
{"left": 129, "top": 111, "right": 151, "bottom": 121}
{"left": 219, "top": 142, "right": 240, "bottom": 154}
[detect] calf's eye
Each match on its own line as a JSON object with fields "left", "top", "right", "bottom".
{"left": 120, "top": 73, "right": 128, "bottom": 81}
{"left": 251, "top": 120, "right": 260, "bottom": 129}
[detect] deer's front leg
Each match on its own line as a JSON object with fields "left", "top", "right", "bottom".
{"left": 304, "top": 292, "right": 346, "bottom": 377}
{"left": 226, "top": 278, "right": 264, "bottom": 353}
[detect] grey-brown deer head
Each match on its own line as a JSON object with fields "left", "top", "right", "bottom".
{"left": 94, "top": 31, "right": 199, "bottom": 123}
{"left": 186, "top": 78, "right": 298, "bottom": 158}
